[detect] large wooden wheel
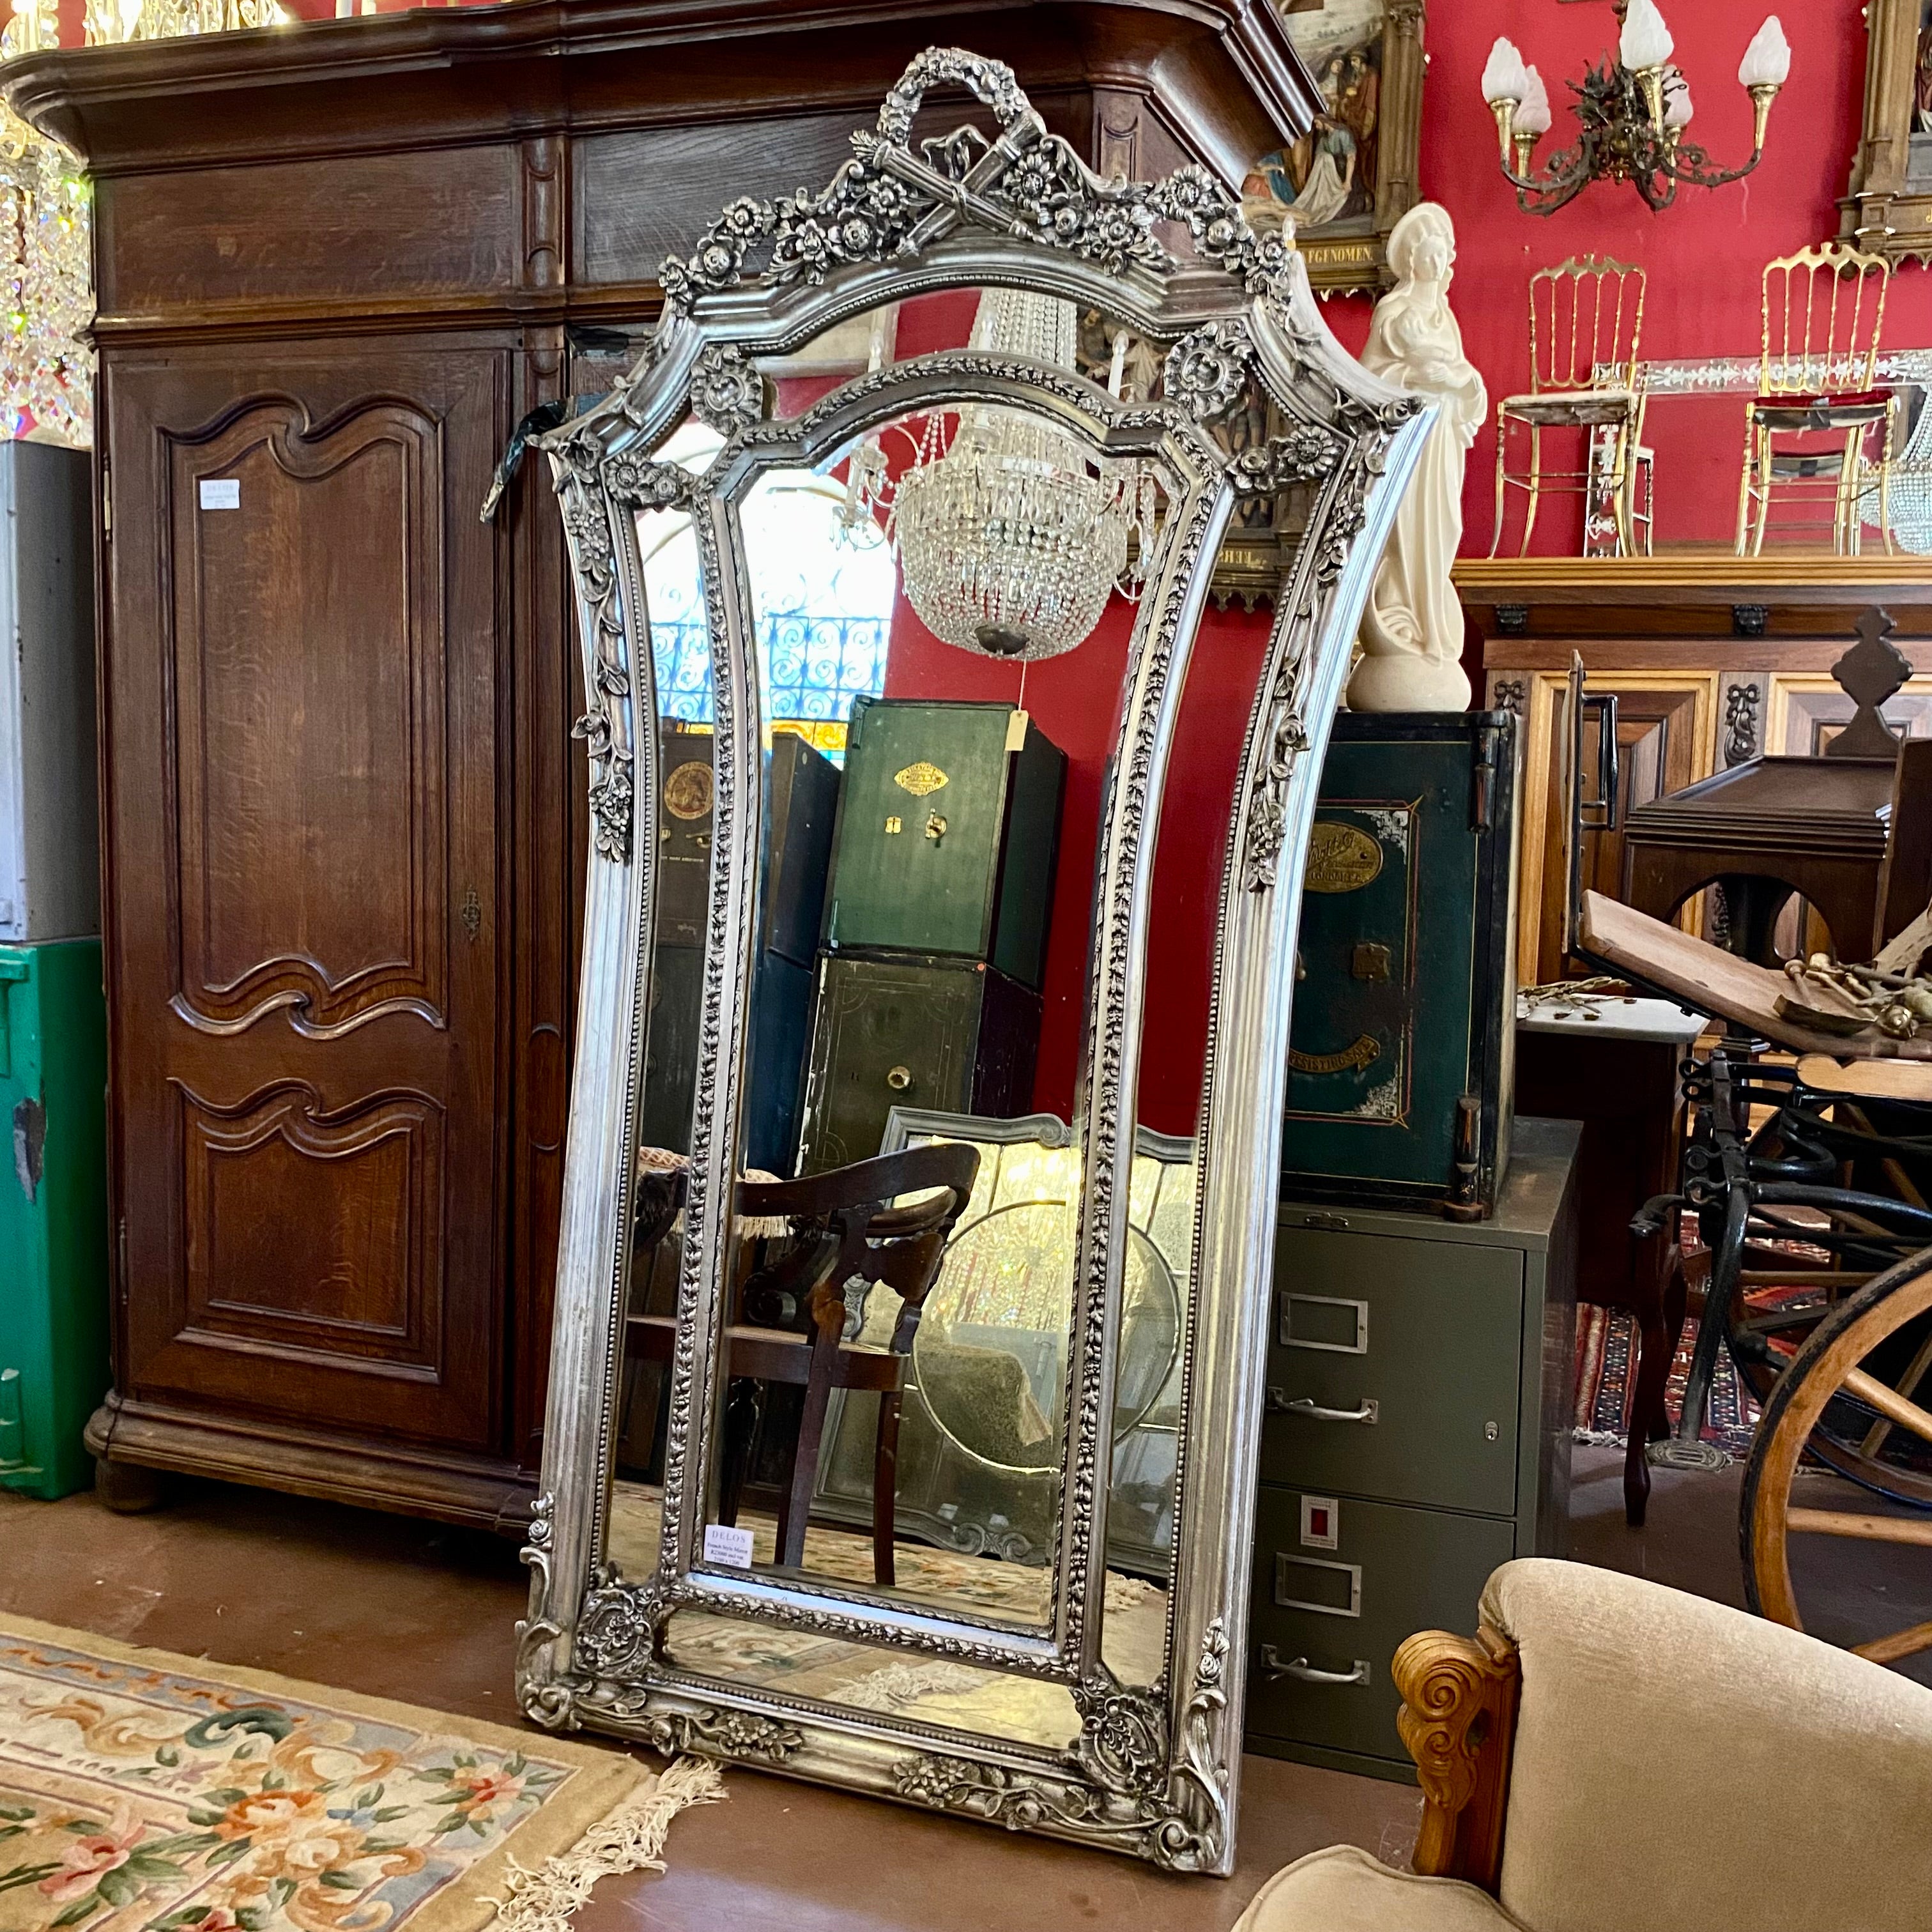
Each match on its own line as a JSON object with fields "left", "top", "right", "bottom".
{"left": 1741, "top": 1249, "right": 1932, "bottom": 1666}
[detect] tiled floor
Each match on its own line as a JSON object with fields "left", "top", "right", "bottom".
{"left": 3, "top": 1445, "right": 1927, "bottom": 1930}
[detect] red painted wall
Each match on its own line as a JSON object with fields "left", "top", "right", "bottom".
{"left": 1310, "top": 0, "right": 1929, "bottom": 556}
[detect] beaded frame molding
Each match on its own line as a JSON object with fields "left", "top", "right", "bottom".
{"left": 516, "top": 47, "right": 1429, "bottom": 1875}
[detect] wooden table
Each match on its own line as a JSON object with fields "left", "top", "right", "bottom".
{"left": 1515, "top": 996, "right": 1707, "bottom": 1528}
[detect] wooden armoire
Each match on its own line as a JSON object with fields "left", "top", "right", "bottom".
{"left": 4, "top": 0, "right": 1319, "bottom": 1529}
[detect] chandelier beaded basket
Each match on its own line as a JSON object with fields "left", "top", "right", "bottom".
{"left": 884, "top": 288, "right": 1158, "bottom": 661}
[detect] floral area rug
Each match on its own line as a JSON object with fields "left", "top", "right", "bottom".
{"left": 0, "top": 1614, "right": 721, "bottom": 1932}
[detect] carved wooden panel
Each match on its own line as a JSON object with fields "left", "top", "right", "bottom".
{"left": 165, "top": 399, "right": 447, "bottom": 1038}
{"left": 107, "top": 341, "right": 508, "bottom": 1450}
{"left": 180, "top": 1080, "right": 439, "bottom": 1365}
{"left": 96, "top": 146, "right": 518, "bottom": 317}
{"left": 1495, "top": 668, "right": 1714, "bottom": 986}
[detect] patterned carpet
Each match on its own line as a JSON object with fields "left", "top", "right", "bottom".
{"left": 1573, "top": 1304, "right": 1761, "bottom": 1459}
{"left": 0, "top": 1613, "right": 716, "bottom": 1932}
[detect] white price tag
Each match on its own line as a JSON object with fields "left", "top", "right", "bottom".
{"left": 198, "top": 479, "right": 241, "bottom": 511}
{"left": 702, "top": 1522, "right": 755, "bottom": 1569}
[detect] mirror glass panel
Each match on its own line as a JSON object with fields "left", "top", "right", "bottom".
{"left": 682, "top": 341, "right": 1174, "bottom": 1635}
{"left": 608, "top": 417, "right": 726, "bottom": 1588}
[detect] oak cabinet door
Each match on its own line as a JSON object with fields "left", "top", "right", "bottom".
{"left": 105, "top": 342, "right": 510, "bottom": 1451}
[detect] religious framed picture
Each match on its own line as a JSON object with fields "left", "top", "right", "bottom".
{"left": 1246, "top": 0, "right": 1427, "bottom": 294}
{"left": 1840, "top": 0, "right": 1932, "bottom": 262}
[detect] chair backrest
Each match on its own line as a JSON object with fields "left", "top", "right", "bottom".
{"left": 736, "top": 1141, "right": 981, "bottom": 1349}
{"left": 1760, "top": 243, "right": 1892, "bottom": 397}
{"left": 1528, "top": 255, "right": 1646, "bottom": 395}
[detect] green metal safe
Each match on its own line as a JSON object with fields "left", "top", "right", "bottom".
{"left": 795, "top": 954, "right": 1039, "bottom": 1172}
{"left": 822, "top": 699, "right": 1065, "bottom": 991}
{"left": 1245, "top": 1116, "right": 1579, "bottom": 1783}
{"left": 0, "top": 939, "right": 110, "bottom": 1499}
{"left": 640, "top": 729, "right": 839, "bottom": 1171}
{"left": 1279, "top": 712, "right": 1519, "bottom": 1219}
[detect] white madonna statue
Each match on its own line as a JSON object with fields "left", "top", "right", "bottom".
{"left": 1347, "top": 201, "right": 1487, "bottom": 714}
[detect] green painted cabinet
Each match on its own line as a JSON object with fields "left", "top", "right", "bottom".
{"left": 1245, "top": 1117, "right": 1579, "bottom": 1782}
{"left": 796, "top": 954, "right": 1039, "bottom": 1172}
{"left": 823, "top": 700, "right": 1065, "bottom": 991}
{"left": 0, "top": 939, "right": 110, "bottom": 1499}
{"left": 1279, "top": 712, "right": 1519, "bottom": 1218}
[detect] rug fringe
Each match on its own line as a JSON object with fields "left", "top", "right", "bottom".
{"left": 486, "top": 1757, "right": 724, "bottom": 1932}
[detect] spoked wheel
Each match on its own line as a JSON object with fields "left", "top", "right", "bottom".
{"left": 1742, "top": 1248, "right": 1932, "bottom": 1667}
{"left": 1726, "top": 1211, "right": 1932, "bottom": 1508}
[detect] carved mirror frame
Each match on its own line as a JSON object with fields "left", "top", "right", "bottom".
{"left": 516, "top": 48, "right": 1427, "bottom": 1876}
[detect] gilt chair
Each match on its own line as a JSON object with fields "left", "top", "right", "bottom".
{"left": 1236, "top": 1558, "right": 1932, "bottom": 1932}
{"left": 625, "top": 1140, "right": 980, "bottom": 1584}
{"left": 1737, "top": 243, "right": 1896, "bottom": 557}
{"left": 1492, "top": 256, "right": 1648, "bottom": 559}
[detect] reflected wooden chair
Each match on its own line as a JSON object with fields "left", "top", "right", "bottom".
{"left": 1737, "top": 243, "right": 1896, "bottom": 557}
{"left": 1491, "top": 256, "right": 1648, "bottom": 559}
{"left": 625, "top": 1140, "right": 979, "bottom": 1585}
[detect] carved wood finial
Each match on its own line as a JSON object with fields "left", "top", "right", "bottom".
{"left": 1392, "top": 1621, "right": 1521, "bottom": 1895}
{"left": 1829, "top": 608, "right": 1910, "bottom": 760}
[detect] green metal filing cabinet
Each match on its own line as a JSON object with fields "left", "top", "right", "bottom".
{"left": 1246, "top": 1117, "right": 1579, "bottom": 1781}
{"left": 0, "top": 442, "right": 107, "bottom": 1502}
{"left": 0, "top": 941, "right": 109, "bottom": 1498}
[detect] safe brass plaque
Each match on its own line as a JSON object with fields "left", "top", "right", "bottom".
{"left": 1305, "top": 820, "right": 1382, "bottom": 894}
{"left": 893, "top": 760, "right": 950, "bottom": 797}
{"left": 664, "top": 761, "right": 715, "bottom": 820}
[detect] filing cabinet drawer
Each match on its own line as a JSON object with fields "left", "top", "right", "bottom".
{"left": 1264, "top": 1223, "right": 1523, "bottom": 1517}
{"left": 1245, "top": 1484, "right": 1515, "bottom": 1769}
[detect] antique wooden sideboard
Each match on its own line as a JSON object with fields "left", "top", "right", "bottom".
{"left": 4, "top": 0, "right": 1319, "bottom": 1528}
{"left": 1457, "top": 558, "right": 1932, "bottom": 988}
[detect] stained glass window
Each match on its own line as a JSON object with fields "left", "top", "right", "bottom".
{"left": 638, "top": 470, "right": 897, "bottom": 758}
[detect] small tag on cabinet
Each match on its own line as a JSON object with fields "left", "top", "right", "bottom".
{"left": 198, "top": 479, "right": 241, "bottom": 510}
{"left": 1005, "top": 708, "right": 1030, "bottom": 751}
{"left": 702, "top": 1522, "right": 755, "bottom": 1568}
{"left": 1300, "top": 1494, "right": 1339, "bottom": 1551}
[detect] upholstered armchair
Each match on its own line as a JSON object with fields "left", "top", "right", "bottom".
{"left": 1238, "top": 1558, "right": 1932, "bottom": 1932}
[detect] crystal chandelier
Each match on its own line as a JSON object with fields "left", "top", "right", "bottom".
{"left": 873, "top": 289, "right": 1157, "bottom": 662}
{"left": 1481, "top": 1, "right": 1790, "bottom": 217}
{"left": 0, "top": 0, "right": 283, "bottom": 446}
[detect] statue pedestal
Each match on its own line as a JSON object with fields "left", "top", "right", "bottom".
{"left": 1346, "top": 650, "right": 1472, "bottom": 714}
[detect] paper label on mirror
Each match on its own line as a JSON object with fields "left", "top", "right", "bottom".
{"left": 702, "top": 1522, "right": 755, "bottom": 1568}
{"left": 197, "top": 479, "right": 241, "bottom": 510}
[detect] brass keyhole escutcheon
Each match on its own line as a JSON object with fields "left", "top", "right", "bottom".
{"left": 924, "top": 811, "right": 947, "bottom": 842}
{"left": 885, "top": 1065, "right": 912, "bottom": 1091}
{"left": 884, "top": 815, "right": 903, "bottom": 835}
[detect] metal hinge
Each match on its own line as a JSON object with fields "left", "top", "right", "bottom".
{"left": 100, "top": 463, "right": 111, "bottom": 540}
{"left": 117, "top": 1218, "right": 128, "bottom": 1305}
{"left": 1471, "top": 721, "right": 1500, "bottom": 831}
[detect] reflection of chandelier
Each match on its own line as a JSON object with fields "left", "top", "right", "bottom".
{"left": 884, "top": 289, "right": 1155, "bottom": 661}
{"left": 0, "top": 0, "right": 282, "bottom": 445}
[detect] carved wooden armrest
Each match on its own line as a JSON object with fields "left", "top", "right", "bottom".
{"left": 1392, "top": 1620, "right": 1522, "bottom": 1897}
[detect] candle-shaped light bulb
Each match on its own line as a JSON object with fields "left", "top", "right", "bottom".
{"left": 1664, "top": 68, "right": 1694, "bottom": 130}
{"left": 1517, "top": 65, "right": 1553, "bottom": 137}
{"left": 1482, "top": 36, "right": 1529, "bottom": 103}
{"left": 1620, "top": 0, "right": 1675, "bottom": 73}
{"left": 1740, "top": 15, "right": 1792, "bottom": 88}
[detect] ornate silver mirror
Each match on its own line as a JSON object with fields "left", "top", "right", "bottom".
{"left": 518, "top": 48, "right": 1427, "bottom": 1874}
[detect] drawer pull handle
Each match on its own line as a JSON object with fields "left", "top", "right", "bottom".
{"left": 1259, "top": 1646, "right": 1370, "bottom": 1688}
{"left": 1268, "top": 1390, "right": 1379, "bottom": 1425}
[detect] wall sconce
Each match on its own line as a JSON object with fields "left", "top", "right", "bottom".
{"left": 1482, "top": 3, "right": 1790, "bottom": 216}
